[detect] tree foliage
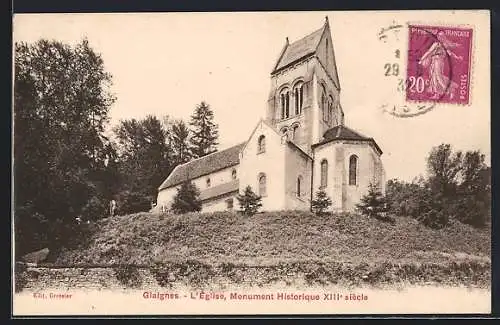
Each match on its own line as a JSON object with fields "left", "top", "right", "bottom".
{"left": 189, "top": 101, "right": 219, "bottom": 158}
{"left": 236, "top": 186, "right": 263, "bottom": 216}
{"left": 311, "top": 190, "right": 332, "bottom": 216}
{"left": 168, "top": 119, "right": 194, "bottom": 165}
{"left": 112, "top": 115, "right": 174, "bottom": 214}
{"left": 356, "top": 182, "right": 393, "bottom": 223}
{"left": 171, "top": 181, "right": 202, "bottom": 214}
{"left": 14, "top": 38, "right": 115, "bottom": 255}
{"left": 386, "top": 144, "right": 490, "bottom": 228}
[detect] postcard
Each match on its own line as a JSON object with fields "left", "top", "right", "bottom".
{"left": 12, "top": 10, "right": 491, "bottom": 316}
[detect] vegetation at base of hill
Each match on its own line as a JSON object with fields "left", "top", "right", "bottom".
{"left": 55, "top": 210, "right": 490, "bottom": 267}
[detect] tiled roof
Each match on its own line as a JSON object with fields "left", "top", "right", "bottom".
{"left": 313, "top": 125, "right": 383, "bottom": 154}
{"left": 158, "top": 142, "right": 245, "bottom": 190}
{"left": 272, "top": 25, "right": 325, "bottom": 74}
{"left": 199, "top": 179, "right": 239, "bottom": 201}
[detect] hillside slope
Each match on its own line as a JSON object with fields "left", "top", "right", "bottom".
{"left": 56, "top": 211, "right": 490, "bottom": 266}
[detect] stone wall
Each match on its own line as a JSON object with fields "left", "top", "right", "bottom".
{"left": 15, "top": 259, "right": 491, "bottom": 292}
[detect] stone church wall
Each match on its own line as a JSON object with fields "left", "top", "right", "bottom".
{"left": 238, "top": 122, "right": 286, "bottom": 211}
{"left": 284, "top": 145, "right": 312, "bottom": 210}
{"left": 313, "top": 141, "right": 382, "bottom": 212}
{"left": 155, "top": 166, "right": 239, "bottom": 213}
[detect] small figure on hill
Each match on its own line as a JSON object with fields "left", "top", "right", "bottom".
{"left": 109, "top": 199, "right": 117, "bottom": 217}
{"left": 311, "top": 189, "right": 333, "bottom": 216}
{"left": 236, "top": 186, "right": 263, "bottom": 216}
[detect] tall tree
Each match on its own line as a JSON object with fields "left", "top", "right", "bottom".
{"left": 168, "top": 119, "right": 193, "bottom": 165}
{"left": 14, "top": 38, "right": 115, "bottom": 255}
{"left": 426, "top": 143, "right": 463, "bottom": 198}
{"left": 113, "top": 115, "right": 173, "bottom": 213}
{"left": 189, "top": 101, "right": 219, "bottom": 158}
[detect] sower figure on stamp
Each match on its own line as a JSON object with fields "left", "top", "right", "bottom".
{"left": 418, "top": 30, "right": 463, "bottom": 100}
{"left": 109, "top": 199, "right": 117, "bottom": 217}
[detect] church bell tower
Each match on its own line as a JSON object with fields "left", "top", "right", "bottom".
{"left": 265, "top": 16, "right": 344, "bottom": 153}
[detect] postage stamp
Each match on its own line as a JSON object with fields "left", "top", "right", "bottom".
{"left": 405, "top": 25, "right": 473, "bottom": 105}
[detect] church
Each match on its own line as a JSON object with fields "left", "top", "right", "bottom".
{"left": 155, "top": 17, "right": 385, "bottom": 213}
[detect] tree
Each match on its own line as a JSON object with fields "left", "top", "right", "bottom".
{"left": 453, "top": 150, "right": 490, "bottom": 227}
{"left": 385, "top": 145, "right": 490, "bottom": 229}
{"left": 356, "top": 182, "right": 393, "bottom": 223}
{"left": 113, "top": 115, "right": 174, "bottom": 214}
{"left": 311, "top": 189, "right": 332, "bottom": 216}
{"left": 171, "top": 181, "right": 202, "bottom": 214}
{"left": 14, "top": 38, "right": 115, "bottom": 255}
{"left": 426, "top": 143, "right": 463, "bottom": 199}
{"left": 168, "top": 119, "right": 193, "bottom": 165}
{"left": 236, "top": 186, "right": 262, "bottom": 216}
{"left": 189, "top": 101, "right": 219, "bottom": 158}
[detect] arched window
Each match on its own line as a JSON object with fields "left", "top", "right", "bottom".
{"left": 294, "top": 82, "right": 304, "bottom": 115}
{"left": 320, "top": 159, "right": 328, "bottom": 188}
{"left": 232, "top": 168, "right": 237, "bottom": 179}
{"left": 257, "top": 135, "right": 265, "bottom": 153}
{"left": 297, "top": 175, "right": 303, "bottom": 198}
{"left": 292, "top": 124, "right": 299, "bottom": 140}
{"left": 206, "top": 177, "right": 211, "bottom": 188}
{"left": 349, "top": 155, "right": 358, "bottom": 186}
{"left": 280, "top": 88, "right": 290, "bottom": 119}
{"left": 258, "top": 173, "right": 267, "bottom": 197}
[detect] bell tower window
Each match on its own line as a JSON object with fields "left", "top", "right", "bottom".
{"left": 293, "top": 82, "right": 304, "bottom": 115}
{"left": 280, "top": 88, "right": 290, "bottom": 119}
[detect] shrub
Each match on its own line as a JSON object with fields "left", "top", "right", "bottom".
{"left": 115, "top": 191, "right": 152, "bottom": 215}
{"left": 356, "top": 182, "right": 393, "bottom": 223}
{"left": 236, "top": 186, "right": 262, "bottom": 216}
{"left": 171, "top": 181, "right": 202, "bottom": 214}
{"left": 114, "top": 265, "right": 142, "bottom": 288}
{"left": 311, "top": 190, "right": 332, "bottom": 216}
{"left": 80, "top": 196, "right": 107, "bottom": 221}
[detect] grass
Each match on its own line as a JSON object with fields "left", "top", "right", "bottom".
{"left": 55, "top": 210, "right": 490, "bottom": 266}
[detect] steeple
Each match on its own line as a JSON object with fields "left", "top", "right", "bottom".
{"left": 270, "top": 18, "right": 340, "bottom": 90}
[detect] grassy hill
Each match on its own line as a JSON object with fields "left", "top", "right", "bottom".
{"left": 41, "top": 211, "right": 490, "bottom": 288}
{"left": 56, "top": 210, "right": 490, "bottom": 266}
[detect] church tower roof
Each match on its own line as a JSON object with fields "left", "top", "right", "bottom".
{"left": 313, "top": 125, "right": 383, "bottom": 155}
{"left": 271, "top": 16, "right": 340, "bottom": 89}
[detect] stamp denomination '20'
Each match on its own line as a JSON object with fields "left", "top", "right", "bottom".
{"left": 406, "top": 25, "right": 473, "bottom": 105}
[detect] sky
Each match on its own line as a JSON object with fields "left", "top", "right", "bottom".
{"left": 13, "top": 11, "right": 491, "bottom": 181}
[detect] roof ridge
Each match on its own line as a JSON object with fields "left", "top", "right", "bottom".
{"left": 342, "top": 125, "right": 369, "bottom": 139}
{"left": 289, "top": 24, "right": 325, "bottom": 45}
{"left": 174, "top": 142, "right": 245, "bottom": 169}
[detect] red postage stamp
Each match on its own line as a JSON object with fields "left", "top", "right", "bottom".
{"left": 406, "top": 25, "right": 473, "bottom": 105}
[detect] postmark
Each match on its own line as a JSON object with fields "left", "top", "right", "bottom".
{"left": 406, "top": 25, "right": 473, "bottom": 105}
{"left": 377, "top": 23, "right": 473, "bottom": 118}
